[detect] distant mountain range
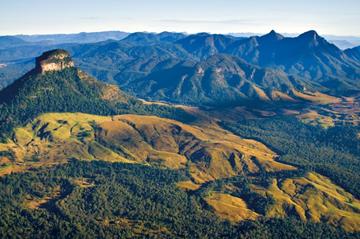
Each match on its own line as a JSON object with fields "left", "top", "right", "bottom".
{"left": 0, "top": 36, "right": 28, "bottom": 49}
{"left": 230, "top": 32, "right": 360, "bottom": 49}
{"left": 13, "top": 31, "right": 129, "bottom": 44}
{"left": 1, "top": 30, "right": 359, "bottom": 48}
{"left": 71, "top": 30, "right": 360, "bottom": 105}
{"left": 0, "top": 30, "right": 359, "bottom": 106}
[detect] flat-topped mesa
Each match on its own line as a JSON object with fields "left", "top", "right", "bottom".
{"left": 35, "top": 49, "right": 74, "bottom": 73}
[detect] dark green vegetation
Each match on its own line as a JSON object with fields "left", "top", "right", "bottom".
{"left": 0, "top": 65, "right": 194, "bottom": 140}
{"left": 222, "top": 117, "right": 360, "bottom": 198}
{"left": 0, "top": 160, "right": 357, "bottom": 239}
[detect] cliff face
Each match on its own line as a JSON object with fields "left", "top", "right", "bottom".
{"left": 35, "top": 49, "right": 74, "bottom": 73}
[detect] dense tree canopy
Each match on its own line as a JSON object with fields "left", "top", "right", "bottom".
{"left": 0, "top": 160, "right": 357, "bottom": 239}
{"left": 222, "top": 116, "right": 360, "bottom": 198}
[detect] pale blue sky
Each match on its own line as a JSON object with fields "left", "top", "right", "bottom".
{"left": 1, "top": 0, "right": 359, "bottom": 36}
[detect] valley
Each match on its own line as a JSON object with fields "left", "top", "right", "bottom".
{"left": 0, "top": 27, "right": 359, "bottom": 238}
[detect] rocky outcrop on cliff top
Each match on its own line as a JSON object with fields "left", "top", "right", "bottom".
{"left": 35, "top": 49, "right": 74, "bottom": 73}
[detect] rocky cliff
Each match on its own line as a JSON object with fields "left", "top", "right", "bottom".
{"left": 35, "top": 49, "right": 74, "bottom": 73}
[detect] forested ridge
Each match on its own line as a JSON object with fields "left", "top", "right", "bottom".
{"left": 0, "top": 160, "right": 357, "bottom": 239}
{"left": 0, "top": 68, "right": 194, "bottom": 140}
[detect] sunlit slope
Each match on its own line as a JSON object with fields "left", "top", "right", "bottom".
{"left": 252, "top": 172, "right": 360, "bottom": 232}
{"left": 205, "top": 193, "right": 260, "bottom": 222}
{"left": 0, "top": 112, "right": 293, "bottom": 182}
{"left": 0, "top": 113, "right": 132, "bottom": 176}
{"left": 202, "top": 172, "right": 360, "bottom": 232}
{"left": 0, "top": 112, "right": 359, "bottom": 231}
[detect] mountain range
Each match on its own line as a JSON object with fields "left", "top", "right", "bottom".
{"left": 2, "top": 0, "right": 360, "bottom": 231}
{"left": 1, "top": 30, "right": 359, "bottom": 106}
{"left": 0, "top": 48, "right": 359, "bottom": 238}
{"left": 71, "top": 30, "right": 360, "bottom": 105}
{"left": 3, "top": 31, "right": 129, "bottom": 45}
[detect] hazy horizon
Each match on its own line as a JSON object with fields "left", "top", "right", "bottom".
{"left": 3, "top": 30, "right": 360, "bottom": 39}
{"left": 1, "top": 0, "right": 359, "bottom": 37}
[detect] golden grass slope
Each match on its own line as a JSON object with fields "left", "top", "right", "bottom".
{"left": 205, "top": 193, "right": 259, "bottom": 222}
{"left": 292, "top": 90, "right": 340, "bottom": 104}
{"left": 105, "top": 114, "right": 295, "bottom": 183}
{"left": 270, "top": 90, "right": 297, "bottom": 102}
{"left": 0, "top": 113, "right": 133, "bottom": 176}
{"left": 201, "top": 172, "right": 360, "bottom": 232}
{"left": 298, "top": 110, "right": 335, "bottom": 128}
{"left": 250, "top": 172, "right": 360, "bottom": 232}
{"left": 0, "top": 113, "right": 294, "bottom": 181}
{"left": 176, "top": 180, "right": 201, "bottom": 191}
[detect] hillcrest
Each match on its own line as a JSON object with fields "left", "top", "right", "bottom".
{"left": 35, "top": 49, "right": 74, "bottom": 74}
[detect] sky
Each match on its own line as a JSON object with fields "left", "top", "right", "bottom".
{"left": 1, "top": 0, "right": 359, "bottom": 36}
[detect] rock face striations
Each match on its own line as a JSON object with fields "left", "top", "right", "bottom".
{"left": 35, "top": 49, "right": 74, "bottom": 73}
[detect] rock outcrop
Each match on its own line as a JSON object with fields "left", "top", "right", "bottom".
{"left": 35, "top": 49, "right": 74, "bottom": 73}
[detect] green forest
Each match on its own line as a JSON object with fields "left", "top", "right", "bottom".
{"left": 0, "top": 160, "right": 357, "bottom": 239}
{"left": 221, "top": 116, "right": 360, "bottom": 198}
{"left": 0, "top": 68, "right": 194, "bottom": 140}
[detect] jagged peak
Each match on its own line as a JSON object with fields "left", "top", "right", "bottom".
{"left": 261, "top": 30, "right": 284, "bottom": 41}
{"left": 35, "top": 49, "right": 74, "bottom": 74}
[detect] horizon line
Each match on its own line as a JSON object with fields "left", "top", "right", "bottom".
{"left": 1, "top": 29, "right": 360, "bottom": 38}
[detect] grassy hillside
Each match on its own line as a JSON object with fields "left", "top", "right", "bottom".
{"left": 0, "top": 112, "right": 359, "bottom": 232}
{"left": 0, "top": 112, "right": 291, "bottom": 182}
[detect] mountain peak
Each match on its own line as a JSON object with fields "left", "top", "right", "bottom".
{"left": 296, "top": 30, "right": 327, "bottom": 48}
{"left": 298, "top": 30, "right": 320, "bottom": 40}
{"left": 35, "top": 49, "right": 74, "bottom": 74}
{"left": 261, "top": 30, "right": 284, "bottom": 41}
